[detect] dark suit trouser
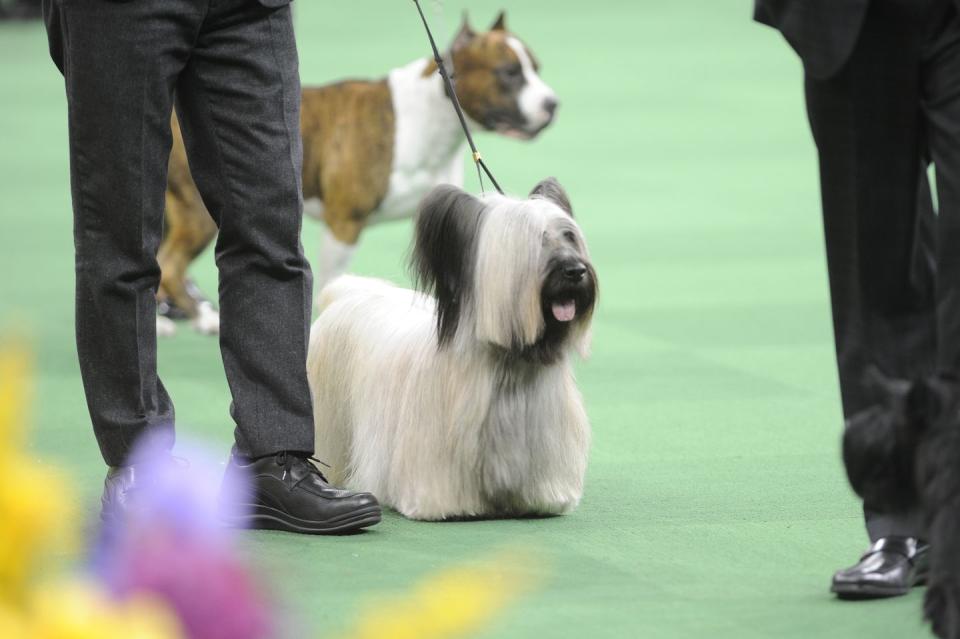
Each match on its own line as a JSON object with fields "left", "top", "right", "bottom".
{"left": 804, "top": 0, "right": 960, "bottom": 541}
{"left": 46, "top": 0, "right": 315, "bottom": 465}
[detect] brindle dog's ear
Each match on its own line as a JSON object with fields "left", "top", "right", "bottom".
{"left": 452, "top": 12, "right": 477, "bottom": 51}
{"left": 531, "top": 177, "right": 574, "bottom": 217}
{"left": 412, "top": 185, "right": 486, "bottom": 346}
{"left": 491, "top": 11, "right": 507, "bottom": 32}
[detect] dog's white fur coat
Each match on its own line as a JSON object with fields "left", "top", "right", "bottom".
{"left": 307, "top": 190, "right": 593, "bottom": 521}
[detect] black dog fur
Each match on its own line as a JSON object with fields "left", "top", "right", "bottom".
{"left": 843, "top": 374, "right": 960, "bottom": 638}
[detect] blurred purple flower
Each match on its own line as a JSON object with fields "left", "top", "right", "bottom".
{"left": 91, "top": 434, "right": 274, "bottom": 639}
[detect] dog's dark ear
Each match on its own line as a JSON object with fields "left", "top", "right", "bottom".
{"left": 491, "top": 10, "right": 507, "bottom": 32}
{"left": 452, "top": 12, "right": 477, "bottom": 51}
{"left": 531, "top": 177, "right": 573, "bottom": 217}
{"left": 412, "top": 185, "right": 485, "bottom": 346}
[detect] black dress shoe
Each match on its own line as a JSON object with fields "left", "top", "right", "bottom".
{"left": 221, "top": 451, "right": 381, "bottom": 534}
{"left": 101, "top": 465, "right": 139, "bottom": 524}
{"left": 831, "top": 536, "right": 929, "bottom": 599}
{"left": 100, "top": 455, "right": 182, "bottom": 524}
{"left": 100, "top": 453, "right": 189, "bottom": 524}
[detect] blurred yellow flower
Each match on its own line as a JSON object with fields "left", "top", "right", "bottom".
{"left": 337, "top": 550, "right": 542, "bottom": 639}
{"left": 0, "top": 603, "right": 29, "bottom": 639}
{"left": 30, "top": 580, "right": 184, "bottom": 639}
{"left": 0, "top": 342, "right": 30, "bottom": 454}
{"left": 0, "top": 343, "right": 75, "bottom": 604}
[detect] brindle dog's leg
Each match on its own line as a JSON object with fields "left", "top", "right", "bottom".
{"left": 158, "top": 185, "right": 218, "bottom": 332}
{"left": 317, "top": 200, "right": 367, "bottom": 297}
{"left": 158, "top": 114, "right": 220, "bottom": 335}
{"left": 311, "top": 162, "right": 385, "bottom": 305}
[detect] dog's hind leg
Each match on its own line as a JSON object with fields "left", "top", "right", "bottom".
{"left": 158, "top": 187, "right": 219, "bottom": 334}
{"left": 159, "top": 113, "right": 220, "bottom": 335}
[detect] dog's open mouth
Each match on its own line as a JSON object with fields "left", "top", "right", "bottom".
{"left": 489, "top": 116, "right": 552, "bottom": 141}
{"left": 541, "top": 263, "right": 596, "bottom": 332}
{"left": 498, "top": 126, "right": 536, "bottom": 140}
{"left": 551, "top": 300, "right": 576, "bottom": 322}
{"left": 496, "top": 122, "right": 551, "bottom": 141}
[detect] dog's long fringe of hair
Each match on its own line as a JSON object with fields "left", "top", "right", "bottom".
{"left": 843, "top": 374, "right": 960, "bottom": 638}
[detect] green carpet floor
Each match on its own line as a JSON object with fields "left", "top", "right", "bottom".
{"left": 0, "top": 1, "right": 932, "bottom": 637}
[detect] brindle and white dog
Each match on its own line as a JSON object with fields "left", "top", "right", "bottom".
{"left": 158, "top": 12, "right": 558, "bottom": 336}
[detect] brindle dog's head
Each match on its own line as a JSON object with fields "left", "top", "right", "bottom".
{"left": 445, "top": 12, "right": 558, "bottom": 140}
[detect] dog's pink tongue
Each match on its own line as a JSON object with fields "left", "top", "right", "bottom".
{"left": 552, "top": 300, "right": 576, "bottom": 322}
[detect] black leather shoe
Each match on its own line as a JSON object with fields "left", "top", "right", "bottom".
{"left": 101, "top": 465, "right": 139, "bottom": 524}
{"left": 221, "top": 451, "right": 381, "bottom": 534}
{"left": 831, "top": 536, "right": 929, "bottom": 599}
{"left": 100, "top": 454, "right": 186, "bottom": 524}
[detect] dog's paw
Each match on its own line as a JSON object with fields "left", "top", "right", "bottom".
{"left": 191, "top": 302, "right": 220, "bottom": 336}
{"left": 925, "top": 578, "right": 960, "bottom": 639}
{"left": 156, "top": 315, "right": 178, "bottom": 338}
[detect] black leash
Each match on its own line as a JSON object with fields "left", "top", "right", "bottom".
{"left": 411, "top": 0, "right": 504, "bottom": 195}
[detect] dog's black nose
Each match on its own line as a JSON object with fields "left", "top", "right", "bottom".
{"left": 564, "top": 265, "right": 586, "bottom": 282}
{"left": 543, "top": 97, "right": 559, "bottom": 117}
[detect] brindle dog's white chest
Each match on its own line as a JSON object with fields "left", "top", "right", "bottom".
{"left": 373, "top": 60, "right": 467, "bottom": 224}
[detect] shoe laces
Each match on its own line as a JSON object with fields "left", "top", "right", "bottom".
{"left": 275, "top": 451, "right": 331, "bottom": 485}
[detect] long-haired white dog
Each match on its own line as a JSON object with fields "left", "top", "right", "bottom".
{"left": 306, "top": 178, "right": 597, "bottom": 521}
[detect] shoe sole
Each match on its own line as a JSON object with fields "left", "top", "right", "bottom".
{"left": 831, "top": 573, "right": 928, "bottom": 600}
{"left": 223, "top": 503, "right": 382, "bottom": 535}
{"left": 831, "top": 583, "right": 911, "bottom": 600}
{"left": 831, "top": 564, "right": 929, "bottom": 600}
